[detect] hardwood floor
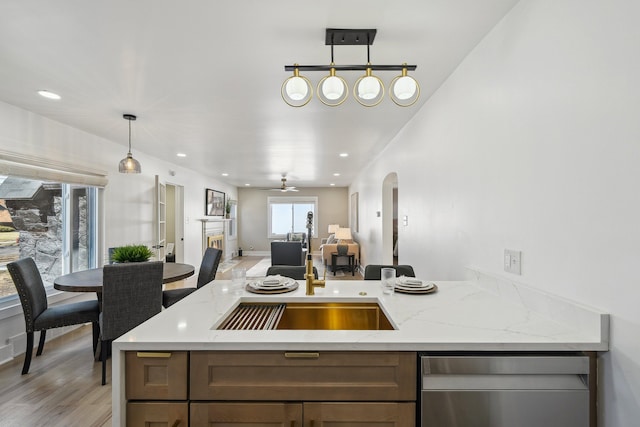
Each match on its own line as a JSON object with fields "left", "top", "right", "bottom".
{"left": 0, "top": 255, "right": 363, "bottom": 426}
{"left": 215, "top": 255, "right": 364, "bottom": 281}
{"left": 0, "top": 325, "right": 112, "bottom": 427}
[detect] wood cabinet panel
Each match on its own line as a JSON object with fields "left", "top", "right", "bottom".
{"left": 190, "top": 402, "right": 302, "bottom": 426}
{"left": 304, "top": 402, "right": 416, "bottom": 427}
{"left": 126, "top": 402, "right": 188, "bottom": 426}
{"left": 190, "top": 351, "right": 416, "bottom": 401}
{"left": 126, "top": 351, "right": 188, "bottom": 400}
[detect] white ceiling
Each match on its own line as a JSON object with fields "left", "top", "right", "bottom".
{"left": 0, "top": 0, "right": 518, "bottom": 189}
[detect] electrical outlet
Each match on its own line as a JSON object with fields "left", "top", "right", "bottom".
{"left": 504, "top": 249, "right": 522, "bottom": 275}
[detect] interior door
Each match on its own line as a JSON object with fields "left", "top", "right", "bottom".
{"left": 154, "top": 175, "right": 166, "bottom": 261}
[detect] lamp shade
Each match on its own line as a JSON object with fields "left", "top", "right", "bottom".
{"left": 335, "top": 227, "right": 352, "bottom": 241}
{"left": 389, "top": 65, "right": 420, "bottom": 107}
{"left": 317, "top": 65, "right": 348, "bottom": 106}
{"left": 328, "top": 224, "right": 340, "bottom": 234}
{"left": 118, "top": 153, "right": 141, "bottom": 174}
{"left": 281, "top": 66, "right": 313, "bottom": 107}
{"left": 354, "top": 65, "right": 384, "bottom": 107}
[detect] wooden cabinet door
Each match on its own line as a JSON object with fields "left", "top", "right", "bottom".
{"left": 126, "top": 351, "right": 188, "bottom": 400}
{"left": 303, "top": 402, "right": 415, "bottom": 427}
{"left": 190, "top": 402, "right": 303, "bottom": 427}
{"left": 127, "top": 402, "right": 188, "bottom": 426}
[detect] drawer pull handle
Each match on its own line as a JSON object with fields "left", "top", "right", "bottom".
{"left": 136, "top": 352, "right": 172, "bottom": 358}
{"left": 284, "top": 352, "right": 319, "bottom": 359}
{"left": 171, "top": 420, "right": 181, "bottom": 427}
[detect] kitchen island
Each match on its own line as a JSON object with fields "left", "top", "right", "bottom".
{"left": 113, "top": 272, "right": 608, "bottom": 426}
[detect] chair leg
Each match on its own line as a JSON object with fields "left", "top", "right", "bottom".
{"left": 91, "top": 322, "right": 100, "bottom": 354}
{"left": 22, "top": 332, "right": 34, "bottom": 375}
{"left": 101, "top": 340, "right": 109, "bottom": 385}
{"left": 36, "top": 330, "right": 46, "bottom": 356}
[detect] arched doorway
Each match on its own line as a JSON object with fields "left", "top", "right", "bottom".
{"left": 382, "top": 172, "right": 398, "bottom": 265}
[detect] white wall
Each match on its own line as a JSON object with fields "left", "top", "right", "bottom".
{"left": 350, "top": 0, "right": 639, "bottom": 424}
{"left": 0, "top": 100, "right": 236, "bottom": 361}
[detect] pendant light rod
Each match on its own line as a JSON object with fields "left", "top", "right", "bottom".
{"left": 123, "top": 113, "right": 136, "bottom": 152}
{"left": 284, "top": 64, "right": 416, "bottom": 71}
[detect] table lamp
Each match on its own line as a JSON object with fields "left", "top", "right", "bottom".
{"left": 335, "top": 227, "right": 352, "bottom": 256}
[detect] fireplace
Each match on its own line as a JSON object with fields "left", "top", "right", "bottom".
{"left": 207, "top": 234, "right": 224, "bottom": 251}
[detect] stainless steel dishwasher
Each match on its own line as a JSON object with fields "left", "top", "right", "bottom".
{"left": 420, "top": 353, "right": 594, "bottom": 427}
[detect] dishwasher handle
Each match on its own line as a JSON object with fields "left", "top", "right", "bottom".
{"left": 422, "top": 355, "right": 589, "bottom": 375}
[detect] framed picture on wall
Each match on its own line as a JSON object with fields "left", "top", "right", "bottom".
{"left": 205, "top": 189, "right": 225, "bottom": 217}
{"left": 351, "top": 192, "right": 359, "bottom": 232}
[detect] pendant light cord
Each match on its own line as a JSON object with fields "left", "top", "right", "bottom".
{"left": 128, "top": 119, "right": 132, "bottom": 153}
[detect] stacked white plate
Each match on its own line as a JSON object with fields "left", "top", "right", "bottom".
{"left": 394, "top": 276, "right": 436, "bottom": 294}
{"left": 246, "top": 275, "right": 298, "bottom": 293}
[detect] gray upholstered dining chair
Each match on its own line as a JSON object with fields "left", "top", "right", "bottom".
{"left": 162, "top": 247, "right": 222, "bottom": 308}
{"left": 270, "top": 241, "right": 304, "bottom": 266}
{"left": 363, "top": 265, "right": 416, "bottom": 280}
{"left": 100, "top": 261, "right": 164, "bottom": 385}
{"left": 266, "top": 265, "right": 318, "bottom": 280}
{"left": 7, "top": 257, "right": 100, "bottom": 375}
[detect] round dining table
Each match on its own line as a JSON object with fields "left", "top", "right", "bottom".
{"left": 53, "top": 262, "right": 195, "bottom": 293}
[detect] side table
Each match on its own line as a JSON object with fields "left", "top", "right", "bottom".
{"left": 331, "top": 252, "right": 355, "bottom": 276}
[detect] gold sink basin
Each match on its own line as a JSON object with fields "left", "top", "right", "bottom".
{"left": 277, "top": 302, "right": 394, "bottom": 330}
{"left": 218, "top": 302, "right": 395, "bottom": 331}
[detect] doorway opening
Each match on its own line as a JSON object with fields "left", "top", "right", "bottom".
{"left": 162, "top": 181, "right": 184, "bottom": 263}
{"left": 382, "top": 173, "right": 398, "bottom": 265}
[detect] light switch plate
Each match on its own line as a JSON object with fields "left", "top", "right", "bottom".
{"left": 504, "top": 249, "right": 522, "bottom": 275}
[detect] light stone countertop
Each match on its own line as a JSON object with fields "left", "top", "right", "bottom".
{"left": 113, "top": 277, "right": 608, "bottom": 352}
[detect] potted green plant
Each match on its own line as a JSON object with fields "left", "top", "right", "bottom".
{"left": 111, "top": 244, "right": 154, "bottom": 263}
{"left": 225, "top": 201, "right": 231, "bottom": 219}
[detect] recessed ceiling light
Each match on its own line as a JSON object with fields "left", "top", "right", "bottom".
{"left": 339, "top": 153, "right": 349, "bottom": 157}
{"left": 330, "top": 183, "right": 335, "bottom": 186}
{"left": 333, "top": 173, "right": 340, "bottom": 176}
{"left": 221, "top": 173, "right": 229, "bottom": 177}
{"left": 245, "top": 183, "right": 251, "bottom": 186}
{"left": 37, "top": 90, "right": 61, "bottom": 100}
{"left": 176, "top": 153, "right": 187, "bottom": 157}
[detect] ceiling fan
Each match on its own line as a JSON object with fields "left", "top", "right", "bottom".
{"left": 269, "top": 177, "right": 298, "bottom": 192}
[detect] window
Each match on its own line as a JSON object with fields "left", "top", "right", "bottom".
{"left": 268, "top": 196, "right": 318, "bottom": 239}
{"left": 0, "top": 175, "right": 99, "bottom": 301}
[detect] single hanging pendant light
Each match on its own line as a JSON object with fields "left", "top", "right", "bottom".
{"left": 118, "top": 113, "right": 141, "bottom": 174}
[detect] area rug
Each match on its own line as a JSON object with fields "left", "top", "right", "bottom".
{"left": 245, "top": 257, "right": 271, "bottom": 277}
{"left": 217, "top": 259, "right": 240, "bottom": 274}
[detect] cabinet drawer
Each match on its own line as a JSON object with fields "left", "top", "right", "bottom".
{"left": 126, "top": 402, "right": 188, "bottom": 426}
{"left": 190, "top": 402, "right": 302, "bottom": 426}
{"left": 305, "top": 402, "right": 416, "bottom": 427}
{"left": 126, "top": 351, "right": 188, "bottom": 400}
{"left": 190, "top": 351, "right": 416, "bottom": 401}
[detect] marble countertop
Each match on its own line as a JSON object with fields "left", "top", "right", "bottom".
{"left": 113, "top": 276, "right": 608, "bottom": 352}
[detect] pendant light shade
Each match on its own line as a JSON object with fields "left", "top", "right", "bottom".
{"left": 317, "top": 64, "right": 348, "bottom": 106}
{"left": 354, "top": 65, "right": 384, "bottom": 107}
{"left": 389, "top": 64, "right": 420, "bottom": 107}
{"left": 118, "top": 114, "right": 141, "bottom": 174}
{"left": 281, "top": 65, "right": 313, "bottom": 107}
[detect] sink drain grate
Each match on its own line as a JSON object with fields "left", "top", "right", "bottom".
{"left": 218, "top": 303, "right": 286, "bottom": 330}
